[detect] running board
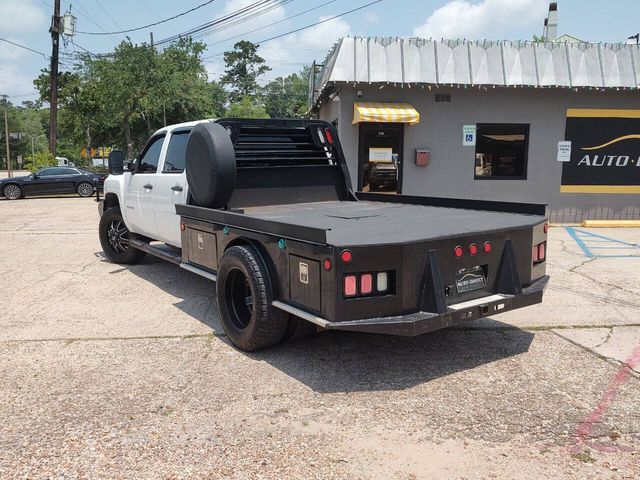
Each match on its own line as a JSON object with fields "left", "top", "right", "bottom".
{"left": 129, "top": 239, "right": 217, "bottom": 281}
{"left": 129, "top": 239, "right": 182, "bottom": 265}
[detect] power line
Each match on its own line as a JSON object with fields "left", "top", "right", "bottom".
{"left": 202, "top": 0, "right": 383, "bottom": 61}
{"left": 258, "top": 0, "right": 382, "bottom": 44}
{"left": 0, "top": 36, "right": 48, "bottom": 59}
{"left": 206, "top": 0, "right": 337, "bottom": 48}
{"left": 93, "top": 0, "right": 124, "bottom": 30}
{"left": 77, "top": 0, "right": 219, "bottom": 35}
{"left": 155, "top": 0, "right": 292, "bottom": 47}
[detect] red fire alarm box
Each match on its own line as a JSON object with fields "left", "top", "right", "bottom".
{"left": 415, "top": 149, "right": 430, "bottom": 166}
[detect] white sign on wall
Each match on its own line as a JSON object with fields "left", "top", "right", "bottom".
{"left": 462, "top": 125, "right": 476, "bottom": 146}
{"left": 557, "top": 141, "right": 572, "bottom": 162}
{"left": 368, "top": 147, "right": 393, "bottom": 163}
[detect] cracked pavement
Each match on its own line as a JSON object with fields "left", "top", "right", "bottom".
{"left": 0, "top": 197, "right": 639, "bottom": 479}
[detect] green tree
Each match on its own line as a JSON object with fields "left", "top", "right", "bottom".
{"left": 35, "top": 38, "right": 215, "bottom": 159}
{"left": 24, "top": 151, "right": 56, "bottom": 172}
{"left": 263, "top": 66, "right": 310, "bottom": 118}
{"left": 221, "top": 41, "right": 271, "bottom": 102}
{"left": 227, "top": 96, "right": 269, "bottom": 119}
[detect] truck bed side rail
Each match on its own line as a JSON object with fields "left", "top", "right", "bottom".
{"left": 357, "top": 192, "right": 547, "bottom": 216}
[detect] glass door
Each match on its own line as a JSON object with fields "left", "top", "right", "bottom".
{"left": 358, "top": 123, "right": 403, "bottom": 194}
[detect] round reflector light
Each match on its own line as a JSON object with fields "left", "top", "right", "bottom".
{"left": 340, "top": 249, "right": 353, "bottom": 264}
{"left": 469, "top": 243, "right": 479, "bottom": 256}
{"left": 543, "top": 223, "right": 549, "bottom": 234}
{"left": 454, "top": 246, "right": 464, "bottom": 258}
{"left": 483, "top": 241, "right": 492, "bottom": 253}
{"left": 323, "top": 258, "right": 332, "bottom": 271}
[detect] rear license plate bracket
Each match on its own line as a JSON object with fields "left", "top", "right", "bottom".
{"left": 455, "top": 266, "right": 487, "bottom": 294}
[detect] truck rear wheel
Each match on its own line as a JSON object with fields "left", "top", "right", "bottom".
{"left": 216, "top": 245, "right": 288, "bottom": 351}
{"left": 99, "top": 207, "right": 147, "bottom": 264}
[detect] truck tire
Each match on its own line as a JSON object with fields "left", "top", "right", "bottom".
{"left": 186, "top": 122, "right": 236, "bottom": 209}
{"left": 281, "top": 315, "right": 318, "bottom": 343}
{"left": 216, "top": 245, "right": 288, "bottom": 351}
{"left": 99, "top": 207, "right": 147, "bottom": 264}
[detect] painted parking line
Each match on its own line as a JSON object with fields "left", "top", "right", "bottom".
{"left": 565, "top": 227, "right": 640, "bottom": 258}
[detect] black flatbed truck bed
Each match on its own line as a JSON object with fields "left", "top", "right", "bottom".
{"left": 132, "top": 118, "right": 548, "bottom": 351}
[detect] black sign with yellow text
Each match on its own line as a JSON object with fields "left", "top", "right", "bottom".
{"left": 561, "top": 109, "right": 640, "bottom": 194}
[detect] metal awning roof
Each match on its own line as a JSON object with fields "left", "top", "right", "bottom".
{"left": 311, "top": 37, "right": 640, "bottom": 107}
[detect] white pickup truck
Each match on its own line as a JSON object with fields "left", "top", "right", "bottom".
{"left": 99, "top": 118, "right": 548, "bottom": 351}
{"left": 99, "top": 120, "right": 203, "bottom": 262}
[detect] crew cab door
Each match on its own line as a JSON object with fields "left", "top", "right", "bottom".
{"left": 154, "top": 128, "right": 190, "bottom": 247}
{"left": 123, "top": 134, "right": 166, "bottom": 237}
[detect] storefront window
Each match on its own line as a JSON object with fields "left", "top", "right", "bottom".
{"left": 474, "top": 124, "right": 529, "bottom": 179}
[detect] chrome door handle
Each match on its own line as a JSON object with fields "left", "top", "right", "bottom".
{"left": 143, "top": 183, "right": 153, "bottom": 190}
{"left": 171, "top": 185, "right": 183, "bottom": 192}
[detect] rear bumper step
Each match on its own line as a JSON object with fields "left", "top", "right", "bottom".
{"left": 273, "top": 276, "right": 549, "bottom": 337}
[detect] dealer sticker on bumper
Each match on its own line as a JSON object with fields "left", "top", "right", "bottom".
{"left": 455, "top": 266, "right": 486, "bottom": 293}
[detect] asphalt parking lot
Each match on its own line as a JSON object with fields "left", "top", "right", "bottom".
{"left": 1, "top": 197, "right": 639, "bottom": 479}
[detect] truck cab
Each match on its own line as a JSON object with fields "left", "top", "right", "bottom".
{"left": 102, "top": 120, "right": 208, "bottom": 247}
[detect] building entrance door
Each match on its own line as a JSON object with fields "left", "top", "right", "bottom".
{"left": 358, "top": 123, "right": 403, "bottom": 194}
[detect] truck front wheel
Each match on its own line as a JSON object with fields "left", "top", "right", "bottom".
{"left": 99, "top": 207, "right": 147, "bottom": 264}
{"left": 216, "top": 245, "right": 288, "bottom": 351}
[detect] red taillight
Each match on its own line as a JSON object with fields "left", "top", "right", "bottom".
{"left": 344, "top": 275, "right": 357, "bottom": 297}
{"left": 533, "top": 242, "right": 546, "bottom": 263}
{"left": 454, "top": 246, "right": 464, "bottom": 258}
{"left": 323, "top": 258, "right": 332, "bottom": 271}
{"left": 324, "top": 128, "right": 334, "bottom": 144}
{"left": 483, "top": 241, "right": 492, "bottom": 253}
{"left": 360, "top": 274, "right": 373, "bottom": 295}
{"left": 469, "top": 243, "right": 478, "bottom": 256}
{"left": 543, "top": 223, "right": 549, "bottom": 234}
{"left": 340, "top": 249, "right": 352, "bottom": 264}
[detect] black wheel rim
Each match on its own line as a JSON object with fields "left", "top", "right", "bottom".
{"left": 106, "top": 220, "right": 129, "bottom": 253}
{"left": 224, "top": 268, "right": 254, "bottom": 330}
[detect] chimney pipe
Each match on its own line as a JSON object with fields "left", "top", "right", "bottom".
{"left": 547, "top": 2, "right": 558, "bottom": 41}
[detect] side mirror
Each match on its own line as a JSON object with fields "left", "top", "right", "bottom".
{"left": 31, "top": 173, "right": 39, "bottom": 179}
{"left": 108, "top": 150, "right": 125, "bottom": 175}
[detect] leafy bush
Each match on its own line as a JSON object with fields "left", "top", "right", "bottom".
{"left": 24, "top": 152, "right": 57, "bottom": 172}
{"left": 84, "top": 165, "right": 109, "bottom": 174}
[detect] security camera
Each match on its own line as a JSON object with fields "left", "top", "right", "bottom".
{"left": 356, "top": 90, "right": 363, "bottom": 98}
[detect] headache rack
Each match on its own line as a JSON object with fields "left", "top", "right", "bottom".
{"left": 216, "top": 118, "right": 355, "bottom": 209}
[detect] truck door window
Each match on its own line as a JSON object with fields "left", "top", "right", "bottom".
{"left": 137, "top": 135, "right": 165, "bottom": 173}
{"left": 163, "top": 130, "right": 191, "bottom": 173}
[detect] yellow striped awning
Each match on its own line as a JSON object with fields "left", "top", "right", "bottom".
{"left": 352, "top": 102, "right": 420, "bottom": 125}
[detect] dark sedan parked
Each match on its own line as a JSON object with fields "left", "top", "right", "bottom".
{"left": 0, "top": 167, "right": 100, "bottom": 200}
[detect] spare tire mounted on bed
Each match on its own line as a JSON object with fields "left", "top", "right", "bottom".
{"left": 185, "top": 122, "right": 236, "bottom": 209}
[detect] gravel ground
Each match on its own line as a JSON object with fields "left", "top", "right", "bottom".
{"left": 0, "top": 197, "right": 639, "bottom": 479}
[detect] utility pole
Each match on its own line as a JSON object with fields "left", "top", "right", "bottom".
{"left": 150, "top": 32, "right": 154, "bottom": 48}
{"left": 1, "top": 95, "right": 11, "bottom": 178}
{"left": 49, "top": 0, "right": 61, "bottom": 156}
{"left": 628, "top": 33, "right": 640, "bottom": 45}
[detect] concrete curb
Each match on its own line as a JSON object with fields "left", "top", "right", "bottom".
{"left": 581, "top": 220, "right": 640, "bottom": 228}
